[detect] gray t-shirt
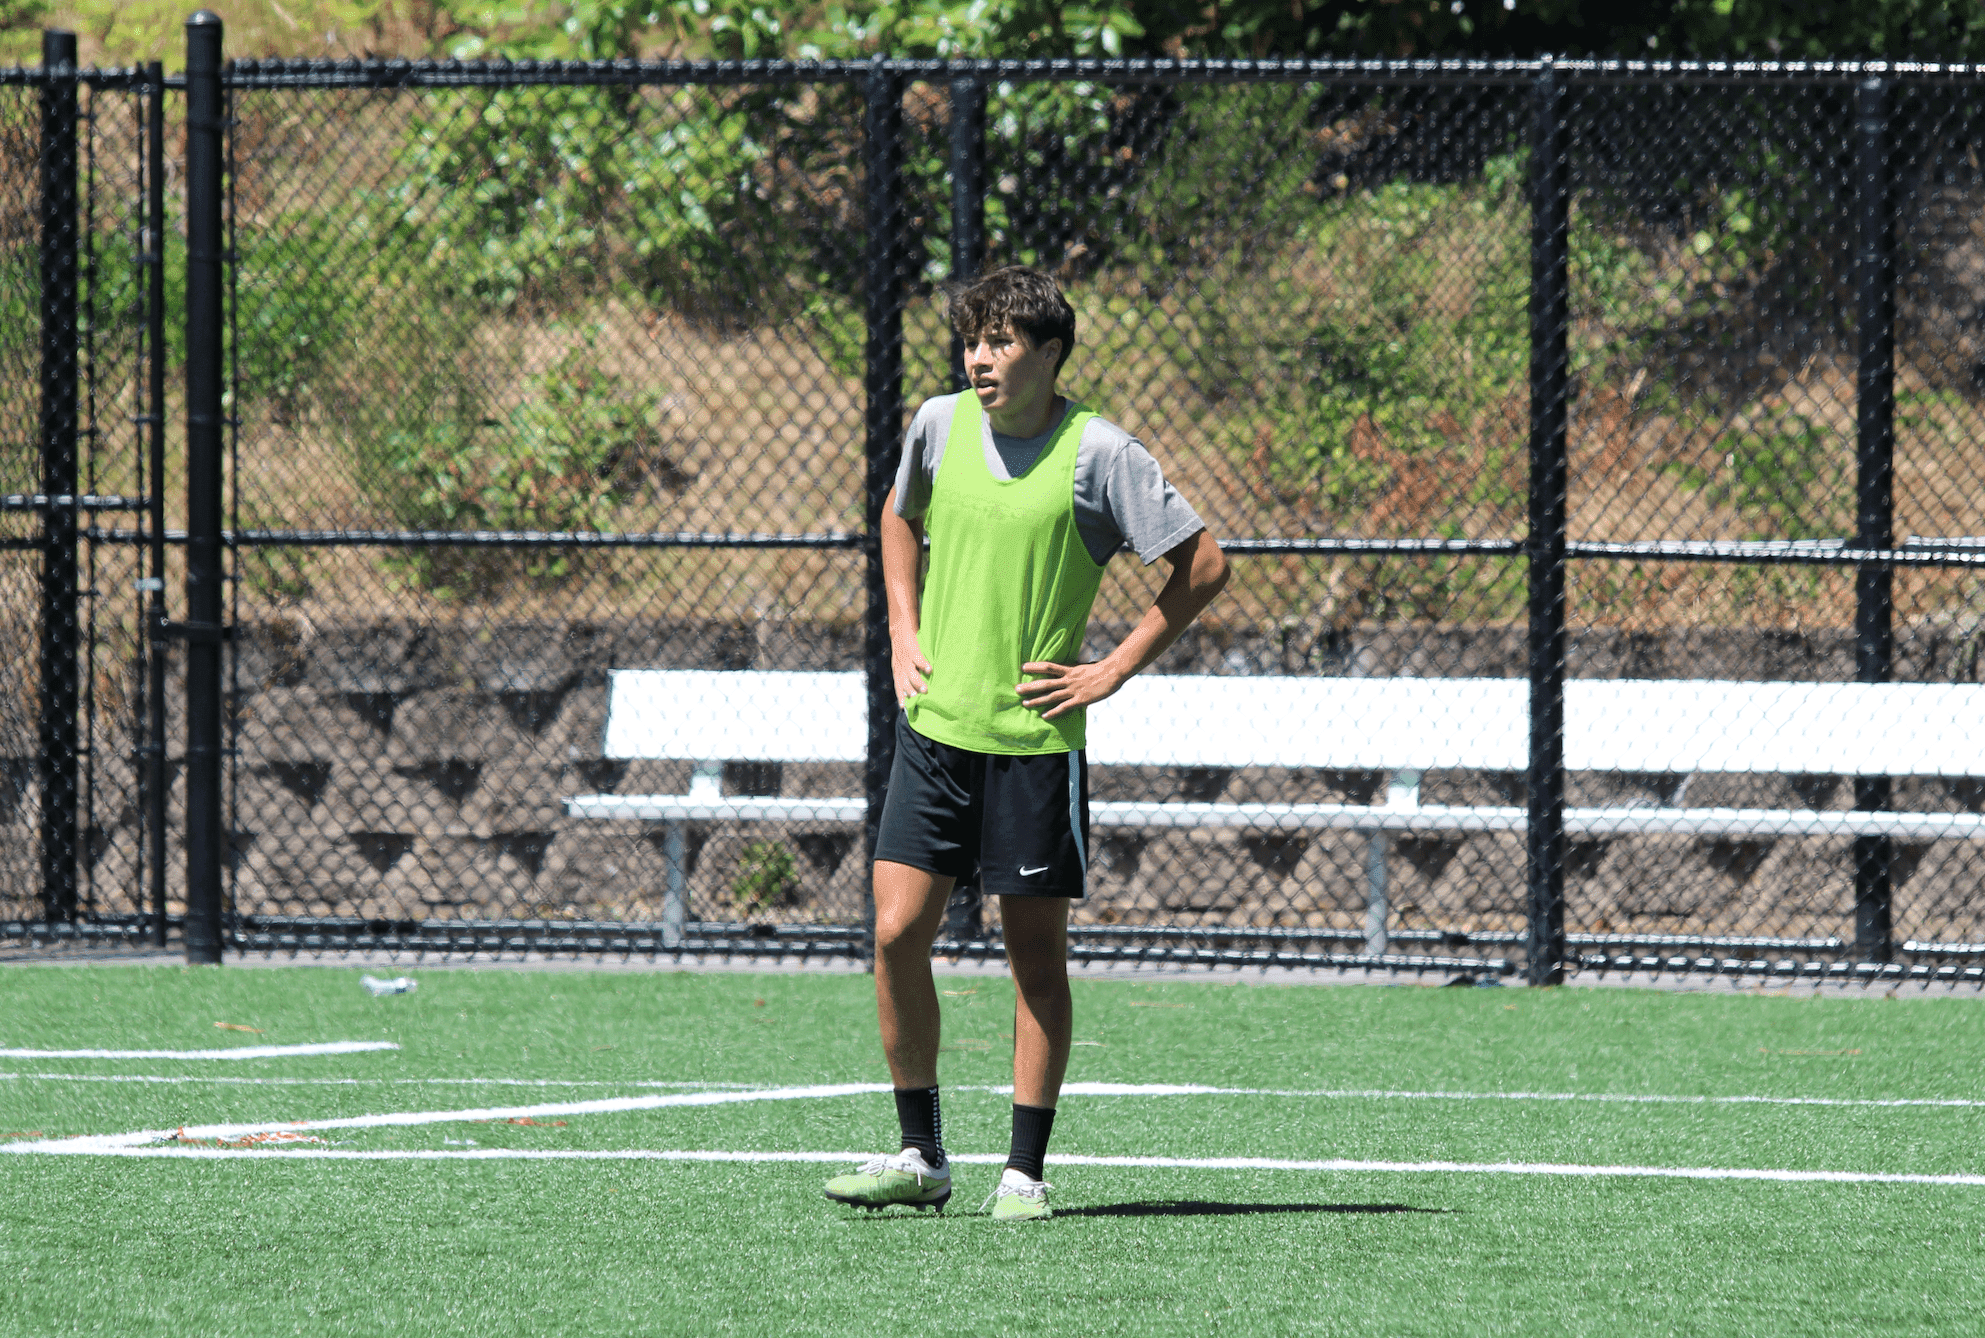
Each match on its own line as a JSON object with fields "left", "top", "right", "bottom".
{"left": 892, "top": 392, "right": 1205, "bottom": 566}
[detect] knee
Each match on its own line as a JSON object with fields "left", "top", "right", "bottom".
{"left": 875, "top": 909, "right": 933, "bottom": 959}
{"left": 1008, "top": 953, "right": 1069, "bottom": 1005}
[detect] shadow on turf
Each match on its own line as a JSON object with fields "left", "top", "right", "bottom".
{"left": 1054, "top": 1201, "right": 1452, "bottom": 1218}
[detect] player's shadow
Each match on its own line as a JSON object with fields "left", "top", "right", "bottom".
{"left": 1056, "top": 1201, "right": 1452, "bottom": 1218}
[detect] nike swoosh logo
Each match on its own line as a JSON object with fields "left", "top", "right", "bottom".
{"left": 1018, "top": 865, "right": 1050, "bottom": 876}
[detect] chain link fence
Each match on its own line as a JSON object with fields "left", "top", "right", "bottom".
{"left": 1556, "top": 73, "right": 1985, "bottom": 977}
{"left": 13, "top": 36, "right": 1985, "bottom": 984}
{"left": 0, "top": 47, "right": 159, "bottom": 949}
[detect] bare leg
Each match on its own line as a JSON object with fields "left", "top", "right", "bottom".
{"left": 1000, "top": 895, "right": 1072, "bottom": 1107}
{"left": 872, "top": 860, "right": 954, "bottom": 1089}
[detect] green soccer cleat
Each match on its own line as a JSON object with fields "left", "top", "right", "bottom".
{"left": 823, "top": 1148, "right": 952, "bottom": 1212}
{"left": 983, "top": 1167, "right": 1052, "bottom": 1222}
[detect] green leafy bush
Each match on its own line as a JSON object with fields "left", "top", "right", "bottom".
{"left": 385, "top": 78, "right": 856, "bottom": 323}
{"left": 729, "top": 840, "right": 798, "bottom": 915}
{"left": 352, "top": 325, "right": 678, "bottom": 597}
{"left": 235, "top": 214, "right": 361, "bottom": 425}
{"left": 1228, "top": 152, "right": 1530, "bottom": 530}
{"left": 1661, "top": 403, "right": 1846, "bottom": 540}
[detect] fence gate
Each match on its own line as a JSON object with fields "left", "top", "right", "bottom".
{"left": 0, "top": 39, "right": 166, "bottom": 954}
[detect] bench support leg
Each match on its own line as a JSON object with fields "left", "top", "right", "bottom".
{"left": 1365, "top": 830, "right": 1389, "bottom": 958}
{"left": 663, "top": 820, "right": 687, "bottom": 948}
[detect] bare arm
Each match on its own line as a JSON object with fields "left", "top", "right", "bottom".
{"left": 880, "top": 486, "right": 932, "bottom": 706}
{"left": 1015, "top": 527, "right": 1230, "bottom": 721}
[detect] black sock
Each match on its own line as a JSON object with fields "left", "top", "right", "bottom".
{"left": 894, "top": 1086, "right": 944, "bottom": 1166}
{"left": 1006, "top": 1103, "right": 1056, "bottom": 1181}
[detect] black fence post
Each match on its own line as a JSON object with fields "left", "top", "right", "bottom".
{"left": 37, "top": 29, "right": 80, "bottom": 926}
{"left": 947, "top": 73, "right": 986, "bottom": 393}
{"left": 144, "top": 59, "right": 168, "bottom": 948}
{"left": 1853, "top": 74, "right": 1896, "bottom": 964}
{"left": 1525, "top": 60, "right": 1571, "bottom": 987}
{"left": 183, "top": 11, "right": 226, "bottom": 965}
{"left": 862, "top": 60, "right": 906, "bottom": 962}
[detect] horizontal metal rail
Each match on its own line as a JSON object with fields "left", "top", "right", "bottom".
{"left": 232, "top": 528, "right": 862, "bottom": 549}
{"left": 1071, "top": 927, "right": 1860, "bottom": 953}
{"left": 1219, "top": 538, "right": 1522, "bottom": 557}
{"left": 1, "top": 493, "right": 150, "bottom": 512}
{"left": 215, "top": 54, "right": 1985, "bottom": 91}
{"left": 2, "top": 916, "right": 1503, "bottom": 973}
{"left": 0, "top": 65, "right": 150, "bottom": 88}
{"left": 2, "top": 917, "right": 158, "bottom": 945}
{"left": 1065, "top": 945, "right": 1512, "bottom": 973}
{"left": 1569, "top": 932, "right": 1844, "bottom": 952}
{"left": 1067, "top": 924, "right": 1519, "bottom": 947}
{"left": 1575, "top": 953, "right": 1985, "bottom": 983}
{"left": 222, "top": 55, "right": 1537, "bottom": 89}
{"left": 10, "top": 919, "right": 1964, "bottom": 978}
{"left": 64, "top": 527, "right": 1985, "bottom": 569}
{"left": 76, "top": 528, "right": 862, "bottom": 549}
{"left": 1568, "top": 538, "right": 1985, "bottom": 567}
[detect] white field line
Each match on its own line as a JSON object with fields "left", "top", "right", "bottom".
{"left": 0, "top": 1042, "right": 400, "bottom": 1061}
{"left": 9, "top": 1143, "right": 1984, "bottom": 1187}
{"left": 0, "top": 1073, "right": 762, "bottom": 1089}
{"left": 2, "top": 1083, "right": 891, "bottom": 1154}
{"left": 11, "top": 1081, "right": 1985, "bottom": 1186}
{"left": 8, "top": 1072, "right": 1985, "bottom": 1110}
{"left": 976, "top": 1082, "right": 1985, "bottom": 1111}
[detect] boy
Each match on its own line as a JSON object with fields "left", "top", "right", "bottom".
{"left": 825, "top": 266, "right": 1229, "bottom": 1220}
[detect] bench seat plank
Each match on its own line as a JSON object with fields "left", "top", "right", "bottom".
{"left": 602, "top": 671, "right": 867, "bottom": 762}
{"left": 597, "top": 670, "right": 1985, "bottom": 776}
{"left": 1088, "top": 677, "right": 1527, "bottom": 769}
{"left": 1565, "top": 680, "right": 1985, "bottom": 777}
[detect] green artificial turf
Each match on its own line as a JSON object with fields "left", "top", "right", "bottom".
{"left": 4, "top": 965, "right": 1985, "bottom": 1335}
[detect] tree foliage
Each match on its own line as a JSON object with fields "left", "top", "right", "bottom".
{"left": 17, "top": 0, "right": 1985, "bottom": 67}
{"left": 0, "top": 0, "right": 49, "bottom": 60}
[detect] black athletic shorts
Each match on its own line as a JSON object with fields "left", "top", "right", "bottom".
{"left": 873, "top": 711, "right": 1090, "bottom": 898}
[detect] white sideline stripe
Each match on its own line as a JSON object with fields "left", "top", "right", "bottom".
{"left": 0, "top": 1042, "right": 400, "bottom": 1060}
{"left": 0, "top": 1073, "right": 761, "bottom": 1090}
{"left": 7, "top": 1072, "right": 1985, "bottom": 1111}
{"left": 973, "top": 1082, "right": 1985, "bottom": 1110}
{"left": 10, "top": 1143, "right": 1985, "bottom": 1186}
{"left": 3, "top": 1083, "right": 891, "bottom": 1154}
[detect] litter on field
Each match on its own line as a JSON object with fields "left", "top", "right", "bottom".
{"left": 362, "top": 977, "right": 418, "bottom": 997}
{"left": 159, "top": 1128, "right": 331, "bottom": 1150}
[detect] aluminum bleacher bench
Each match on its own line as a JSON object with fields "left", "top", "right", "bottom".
{"left": 565, "top": 669, "right": 1985, "bottom": 951}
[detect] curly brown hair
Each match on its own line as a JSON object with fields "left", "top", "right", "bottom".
{"left": 944, "top": 265, "right": 1076, "bottom": 375}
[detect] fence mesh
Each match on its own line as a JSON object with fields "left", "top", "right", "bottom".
{"left": 0, "top": 79, "right": 40, "bottom": 919}
{"left": 901, "top": 77, "right": 1536, "bottom": 956}
{"left": 208, "top": 69, "right": 1553, "bottom": 967}
{"left": 1550, "top": 77, "right": 1985, "bottom": 970}
{"left": 77, "top": 78, "right": 151, "bottom": 930}
{"left": 224, "top": 75, "right": 875, "bottom": 940}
